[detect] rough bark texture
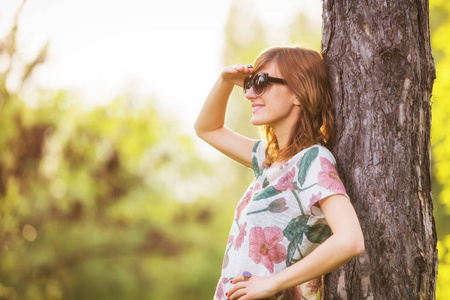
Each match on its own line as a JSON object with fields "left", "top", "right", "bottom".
{"left": 321, "top": 0, "right": 438, "bottom": 299}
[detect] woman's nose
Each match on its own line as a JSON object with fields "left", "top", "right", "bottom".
{"left": 244, "top": 87, "right": 257, "bottom": 100}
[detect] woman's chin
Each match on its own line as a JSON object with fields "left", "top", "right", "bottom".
{"left": 251, "top": 114, "right": 272, "bottom": 126}
{"left": 250, "top": 118, "right": 264, "bottom": 126}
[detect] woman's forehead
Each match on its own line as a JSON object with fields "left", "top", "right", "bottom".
{"left": 257, "top": 61, "right": 280, "bottom": 77}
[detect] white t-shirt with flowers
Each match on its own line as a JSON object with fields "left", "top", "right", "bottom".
{"left": 214, "top": 140, "right": 348, "bottom": 300}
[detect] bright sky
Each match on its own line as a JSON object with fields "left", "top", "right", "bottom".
{"left": 1, "top": 0, "right": 321, "bottom": 130}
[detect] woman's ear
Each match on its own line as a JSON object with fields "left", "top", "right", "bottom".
{"left": 293, "top": 96, "right": 301, "bottom": 106}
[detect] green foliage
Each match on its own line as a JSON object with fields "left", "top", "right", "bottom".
{"left": 2, "top": 0, "right": 446, "bottom": 299}
{"left": 0, "top": 7, "right": 237, "bottom": 300}
{"left": 430, "top": 0, "right": 450, "bottom": 298}
{"left": 297, "top": 147, "right": 319, "bottom": 186}
{"left": 0, "top": 94, "right": 237, "bottom": 299}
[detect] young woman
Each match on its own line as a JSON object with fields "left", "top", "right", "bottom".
{"left": 194, "top": 46, "right": 365, "bottom": 300}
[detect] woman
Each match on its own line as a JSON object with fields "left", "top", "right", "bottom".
{"left": 194, "top": 45, "right": 365, "bottom": 300}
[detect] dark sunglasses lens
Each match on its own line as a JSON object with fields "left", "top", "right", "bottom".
{"left": 243, "top": 78, "right": 250, "bottom": 95}
{"left": 245, "top": 78, "right": 252, "bottom": 89}
{"left": 253, "top": 74, "right": 266, "bottom": 96}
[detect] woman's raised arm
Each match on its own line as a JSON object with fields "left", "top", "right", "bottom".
{"left": 194, "top": 64, "right": 257, "bottom": 168}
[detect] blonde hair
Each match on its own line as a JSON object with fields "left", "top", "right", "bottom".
{"left": 252, "top": 45, "right": 335, "bottom": 166}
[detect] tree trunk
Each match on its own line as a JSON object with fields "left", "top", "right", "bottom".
{"left": 321, "top": 0, "right": 438, "bottom": 299}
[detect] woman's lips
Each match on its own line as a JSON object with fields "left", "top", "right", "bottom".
{"left": 251, "top": 103, "right": 264, "bottom": 113}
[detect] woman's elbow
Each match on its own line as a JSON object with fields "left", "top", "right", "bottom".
{"left": 193, "top": 120, "right": 201, "bottom": 134}
{"left": 348, "top": 234, "right": 365, "bottom": 257}
{"left": 338, "top": 233, "right": 365, "bottom": 258}
{"left": 193, "top": 122, "right": 206, "bottom": 139}
{"left": 353, "top": 238, "right": 365, "bottom": 256}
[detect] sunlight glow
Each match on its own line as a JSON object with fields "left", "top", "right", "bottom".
{"left": 1, "top": 0, "right": 321, "bottom": 128}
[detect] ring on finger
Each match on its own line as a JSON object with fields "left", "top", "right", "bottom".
{"left": 242, "top": 271, "right": 252, "bottom": 281}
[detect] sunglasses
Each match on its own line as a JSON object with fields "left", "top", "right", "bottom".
{"left": 243, "top": 72, "right": 287, "bottom": 97}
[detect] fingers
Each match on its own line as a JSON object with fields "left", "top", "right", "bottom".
{"left": 221, "top": 64, "right": 253, "bottom": 87}
{"left": 227, "top": 282, "right": 247, "bottom": 300}
{"left": 231, "top": 274, "right": 245, "bottom": 284}
{"left": 233, "top": 64, "right": 253, "bottom": 73}
{"left": 227, "top": 274, "right": 254, "bottom": 299}
{"left": 227, "top": 280, "right": 245, "bottom": 293}
{"left": 223, "top": 64, "right": 253, "bottom": 75}
{"left": 228, "top": 288, "right": 246, "bottom": 300}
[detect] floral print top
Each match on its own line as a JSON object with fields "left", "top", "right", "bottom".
{"left": 214, "top": 141, "right": 348, "bottom": 300}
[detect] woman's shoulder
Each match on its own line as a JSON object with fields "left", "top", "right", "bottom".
{"left": 315, "top": 144, "right": 336, "bottom": 161}
{"left": 252, "top": 140, "right": 267, "bottom": 159}
{"left": 253, "top": 139, "right": 267, "bottom": 150}
{"left": 292, "top": 144, "right": 336, "bottom": 164}
{"left": 251, "top": 140, "right": 267, "bottom": 175}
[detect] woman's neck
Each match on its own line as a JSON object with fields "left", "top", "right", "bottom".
{"left": 273, "top": 127, "right": 291, "bottom": 150}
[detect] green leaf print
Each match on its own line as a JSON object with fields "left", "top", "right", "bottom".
{"left": 252, "top": 186, "right": 281, "bottom": 201}
{"left": 297, "top": 147, "right": 319, "bottom": 186}
{"left": 262, "top": 177, "right": 269, "bottom": 188}
{"left": 286, "top": 240, "right": 298, "bottom": 266}
{"left": 305, "top": 224, "right": 332, "bottom": 244}
{"left": 283, "top": 215, "right": 332, "bottom": 266}
{"left": 283, "top": 215, "right": 309, "bottom": 266}
{"left": 252, "top": 154, "right": 260, "bottom": 177}
{"left": 252, "top": 141, "right": 262, "bottom": 177}
{"left": 283, "top": 215, "right": 310, "bottom": 241}
{"left": 285, "top": 234, "right": 305, "bottom": 266}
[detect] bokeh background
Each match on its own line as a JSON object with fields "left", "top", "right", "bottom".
{"left": 0, "top": 0, "right": 448, "bottom": 299}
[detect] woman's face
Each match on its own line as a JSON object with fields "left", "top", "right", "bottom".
{"left": 245, "top": 62, "right": 300, "bottom": 132}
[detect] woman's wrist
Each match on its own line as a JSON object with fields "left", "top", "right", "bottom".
{"left": 219, "top": 72, "right": 243, "bottom": 90}
{"left": 218, "top": 75, "right": 236, "bottom": 89}
{"left": 268, "top": 273, "right": 285, "bottom": 295}
{"left": 218, "top": 74, "right": 234, "bottom": 86}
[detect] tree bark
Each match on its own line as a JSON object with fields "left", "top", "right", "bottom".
{"left": 321, "top": 0, "right": 438, "bottom": 299}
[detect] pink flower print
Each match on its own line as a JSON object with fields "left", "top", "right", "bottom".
{"left": 249, "top": 226, "right": 287, "bottom": 273}
{"left": 308, "top": 192, "right": 322, "bottom": 214}
{"left": 274, "top": 168, "right": 296, "bottom": 191}
{"left": 222, "top": 253, "right": 229, "bottom": 269}
{"left": 236, "top": 190, "right": 252, "bottom": 220}
{"left": 282, "top": 285, "right": 303, "bottom": 300}
{"left": 317, "top": 157, "right": 346, "bottom": 194}
{"left": 223, "top": 235, "right": 233, "bottom": 269}
{"left": 234, "top": 222, "right": 247, "bottom": 250}
{"left": 306, "top": 277, "right": 322, "bottom": 294}
{"left": 215, "top": 277, "right": 228, "bottom": 299}
{"left": 278, "top": 161, "right": 290, "bottom": 170}
{"left": 254, "top": 183, "right": 262, "bottom": 193}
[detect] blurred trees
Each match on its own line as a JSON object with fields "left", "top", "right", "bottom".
{"left": 1, "top": 0, "right": 449, "bottom": 299}
{"left": 0, "top": 4, "right": 235, "bottom": 300}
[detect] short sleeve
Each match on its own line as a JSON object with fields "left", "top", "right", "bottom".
{"left": 296, "top": 146, "right": 348, "bottom": 210}
{"left": 251, "top": 140, "right": 266, "bottom": 177}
